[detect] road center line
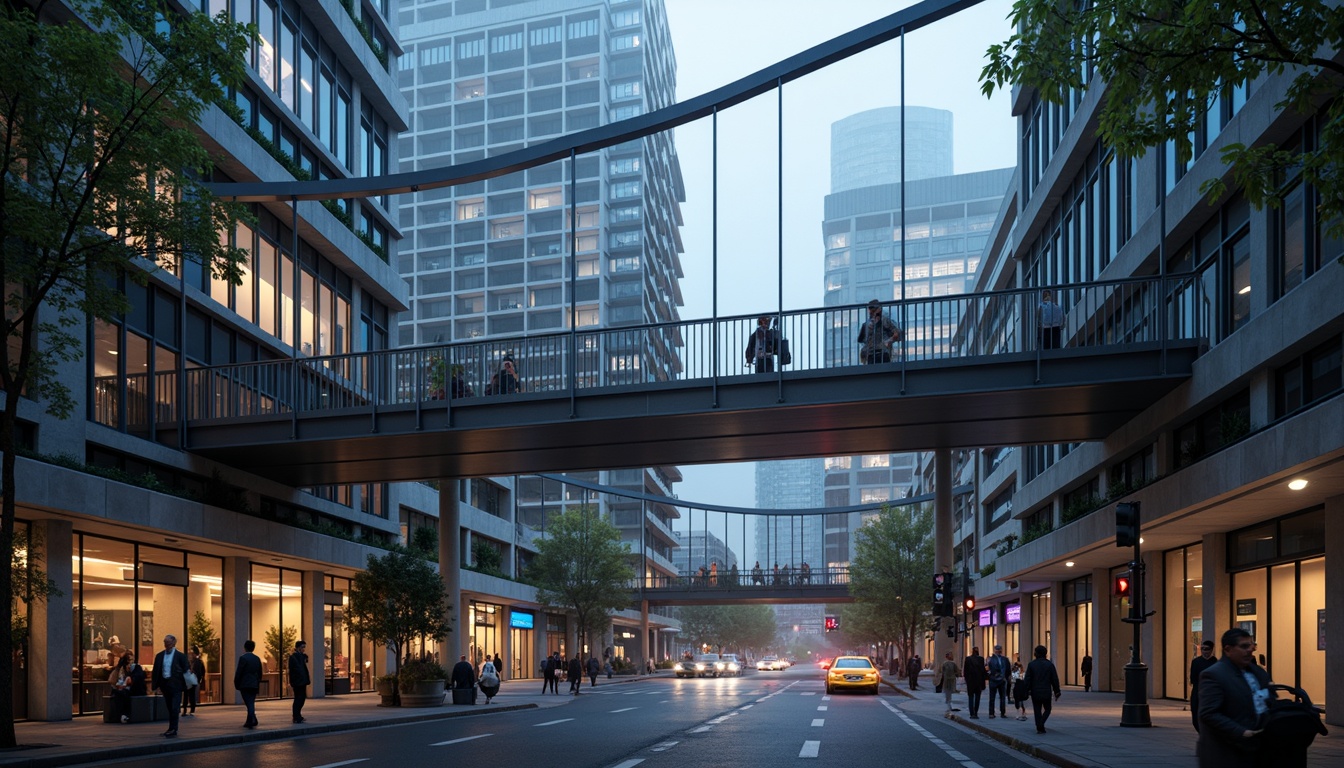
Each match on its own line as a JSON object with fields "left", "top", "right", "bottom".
{"left": 799, "top": 740, "right": 820, "bottom": 758}
{"left": 817, "top": 705, "right": 827, "bottom": 711}
{"left": 535, "top": 718, "right": 574, "bottom": 727}
{"left": 312, "top": 761, "right": 368, "bottom": 768}
{"left": 881, "top": 700, "right": 984, "bottom": 768}
{"left": 610, "top": 760, "right": 644, "bottom": 768}
{"left": 610, "top": 707, "right": 638, "bottom": 713}
{"left": 811, "top": 719, "right": 824, "bottom": 727}
{"left": 430, "top": 734, "right": 492, "bottom": 746}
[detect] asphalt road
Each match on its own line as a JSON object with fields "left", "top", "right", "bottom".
{"left": 80, "top": 668, "right": 1051, "bottom": 768}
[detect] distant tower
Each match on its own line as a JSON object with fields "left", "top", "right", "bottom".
{"left": 830, "top": 106, "right": 953, "bottom": 193}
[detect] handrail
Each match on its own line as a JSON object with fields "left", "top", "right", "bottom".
{"left": 204, "top": 0, "right": 987, "bottom": 202}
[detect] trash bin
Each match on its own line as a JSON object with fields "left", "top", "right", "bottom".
{"left": 451, "top": 686, "right": 474, "bottom": 705}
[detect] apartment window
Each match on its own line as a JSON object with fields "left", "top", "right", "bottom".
{"left": 611, "top": 9, "right": 641, "bottom": 27}
{"left": 610, "top": 181, "right": 641, "bottom": 199}
{"left": 489, "top": 31, "right": 523, "bottom": 53}
{"left": 609, "top": 157, "right": 641, "bottom": 175}
{"left": 491, "top": 219, "right": 523, "bottom": 239}
{"left": 568, "top": 19, "right": 598, "bottom": 39}
{"left": 610, "top": 105, "right": 641, "bottom": 121}
{"left": 610, "top": 81, "right": 641, "bottom": 100}
{"left": 529, "top": 190, "right": 562, "bottom": 210}
{"left": 530, "top": 25, "right": 561, "bottom": 46}
{"left": 457, "top": 201, "right": 484, "bottom": 220}
{"left": 610, "top": 205, "right": 640, "bottom": 223}
{"left": 457, "top": 38, "right": 484, "bottom": 59}
{"left": 1275, "top": 336, "right": 1343, "bottom": 419}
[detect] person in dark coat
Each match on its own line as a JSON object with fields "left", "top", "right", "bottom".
{"left": 986, "top": 645, "right": 1011, "bottom": 718}
{"left": 182, "top": 645, "right": 206, "bottom": 717}
{"left": 233, "top": 640, "right": 263, "bottom": 728}
{"left": 1023, "top": 645, "right": 1061, "bottom": 734}
{"left": 109, "top": 652, "right": 146, "bottom": 723}
{"left": 963, "top": 646, "right": 987, "bottom": 718}
{"left": 288, "top": 640, "right": 311, "bottom": 723}
{"left": 451, "top": 654, "right": 477, "bottom": 704}
{"left": 1080, "top": 652, "right": 1093, "bottom": 692}
{"left": 568, "top": 655, "right": 583, "bottom": 695}
{"left": 151, "top": 634, "right": 190, "bottom": 737}
{"left": 1189, "top": 639, "right": 1217, "bottom": 731}
{"left": 586, "top": 655, "right": 600, "bottom": 687}
{"left": 1197, "top": 628, "right": 1270, "bottom": 768}
{"left": 907, "top": 655, "right": 921, "bottom": 690}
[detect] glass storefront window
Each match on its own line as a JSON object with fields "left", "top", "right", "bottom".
{"left": 469, "top": 601, "right": 502, "bottom": 672}
{"left": 1164, "top": 544, "right": 1203, "bottom": 700}
{"left": 186, "top": 553, "right": 223, "bottom": 704}
{"left": 250, "top": 564, "right": 303, "bottom": 699}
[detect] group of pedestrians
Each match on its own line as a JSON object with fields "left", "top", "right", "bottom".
{"left": 930, "top": 644, "right": 1060, "bottom": 735}
{"left": 745, "top": 560, "right": 815, "bottom": 586}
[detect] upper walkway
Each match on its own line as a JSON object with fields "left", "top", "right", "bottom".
{"left": 178, "top": 278, "right": 1203, "bottom": 485}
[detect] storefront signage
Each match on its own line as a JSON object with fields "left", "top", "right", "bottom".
{"left": 509, "top": 611, "right": 534, "bottom": 630}
{"left": 1004, "top": 603, "right": 1021, "bottom": 623}
{"left": 978, "top": 608, "right": 996, "bottom": 626}
{"left": 1236, "top": 599, "right": 1257, "bottom": 616}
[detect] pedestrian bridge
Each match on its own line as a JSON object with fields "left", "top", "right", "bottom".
{"left": 630, "top": 567, "right": 854, "bottom": 606}
{"left": 176, "top": 278, "right": 1203, "bottom": 485}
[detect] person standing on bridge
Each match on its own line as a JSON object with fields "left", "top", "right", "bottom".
{"left": 1038, "top": 289, "right": 1065, "bottom": 350}
{"left": 751, "top": 562, "right": 763, "bottom": 586}
{"left": 858, "top": 299, "right": 903, "bottom": 364}
{"left": 745, "top": 314, "right": 780, "bottom": 373}
{"left": 489, "top": 354, "right": 521, "bottom": 395}
{"left": 709, "top": 561, "right": 718, "bottom": 587}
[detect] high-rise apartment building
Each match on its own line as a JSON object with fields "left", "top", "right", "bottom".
{"left": 752, "top": 460, "right": 825, "bottom": 570}
{"left": 829, "top": 106, "right": 953, "bottom": 193}
{"left": 395, "top": 0, "right": 687, "bottom": 584}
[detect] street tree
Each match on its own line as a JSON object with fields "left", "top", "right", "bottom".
{"left": 0, "top": 0, "right": 251, "bottom": 742}
{"left": 849, "top": 502, "right": 935, "bottom": 664}
{"left": 677, "top": 604, "right": 776, "bottom": 654}
{"left": 837, "top": 601, "right": 905, "bottom": 661}
{"left": 981, "top": 1, "right": 1344, "bottom": 232}
{"left": 344, "top": 549, "right": 452, "bottom": 706}
{"left": 528, "top": 506, "right": 634, "bottom": 663}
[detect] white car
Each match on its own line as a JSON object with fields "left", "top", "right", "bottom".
{"left": 716, "top": 654, "right": 743, "bottom": 677}
{"left": 756, "top": 656, "right": 780, "bottom": 671}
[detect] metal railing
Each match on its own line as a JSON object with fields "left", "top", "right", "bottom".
{"left": 633, "top": 565, "right": 851, "bottom": 591}
{"left": 177, "top": 276, "right": 1204, "bottom": 422}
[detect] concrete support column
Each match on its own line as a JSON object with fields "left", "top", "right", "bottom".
{"left": 933, "top": 447, "right": 954, "bottom": 664}
{"left": 30, "top": 518, "right": 73, "bottom": 721}
{"left": 222, "top": 556, "right": 250, "bottom": 704}
{"left": 1202, "top": 532, "right": 1231, "bottom": 655}
{"left": 1325, "top": 494, "right": 1344, "bottom": 727}
{"left": 1092, "top": 567, "right": 1112, "bottom": 692}
{"left": 500, "top": 609, "right": 512, "bottom": 681}
{"left": 1145, "top": 554, "right": 1164, "bottom": 698}
{"left": 302, "top": 570, "right": 325, "bottom": 698}
{"left": 640, "top": 601, "right": 650, "bottom": 672}
{"left": 1018, "top": 594, "right": 1035, "bottom": 668}
{"left": 439, "top": 478, "right": 461, "bottom": 659}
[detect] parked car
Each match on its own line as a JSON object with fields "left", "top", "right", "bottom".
{"left": 717, "top": 654, "right": 743, "bottom": 677}
{"left": 756, "top": 656, "right": 780, "bottom": 671}
{"left": 825, "top": 655, "right": 881, "bottom": 695}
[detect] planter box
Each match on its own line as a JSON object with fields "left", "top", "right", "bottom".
{"left": 401, "top": 679, "right": 446, "bottom": 707}
{"left": 450, "top": 685, "right": 476, "bottom": 705}
{"left": 374, "top": 678, "right": 398, "bottom": 707}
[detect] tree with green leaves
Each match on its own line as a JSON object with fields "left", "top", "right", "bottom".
{"left": 981, "top": 1, "right": 1344, "bottom": 232}
{"left": 186, "top": 610, "right": 220, "bottom": 672}
{"left": 0, "top": 0, "right": 251, "bottom": 743}
{"left": 528, "top": 506, "right": 634, "bottom": 664}
{"left": 849, "top": 502, "right": 935, "bottom": 664}
{"left": 344, "top": 549, "right": 452, "bottom": 706}
{"left": 677, "top": 604, "right": 777, "bottom": 654}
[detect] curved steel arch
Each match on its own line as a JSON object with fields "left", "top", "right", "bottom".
{"left": 535, "top": 472, "right": 971, "bottom": 517}
{"left": 206, "top": 0, "right": 986, "bottom": 203}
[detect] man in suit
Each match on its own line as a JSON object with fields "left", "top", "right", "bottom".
{"left": 1198, "top": 628, "right": 1270, "bottom": 768}
{"left": 288, "top": 640, "right": 311, "bottom": 723}
{"left": 1189, "top": 639, "right": 1218, "bottom": 732}
{"left": 963, "top": 646, "right": 987, "bottom": 718}
{"left": 151, "top": 634, "right": 189, "bottom": 737}
{"left": 986, "top": 645, "right": 1011, "bottom": 718}
{"left": 234, "top": 639, "right": 263, "bottom": 728}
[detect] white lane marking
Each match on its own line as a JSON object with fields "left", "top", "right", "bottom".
{"left": 610, "top": 707, "right": 638, "bottom": 713}
{"left": 313, "top": 761, "right": 368, "bottom": 768}
{"left": 799, "top": 740, "right": 821, "bottom": 758}
{"left": 811, "top": 719, "right": 824, "bottom": 727}
{"left": 535, "top": 718, "right": 574, "bottom": 727}
{"left": 801, "top": 692, "right": 815, "bottom": 696}
{"left": 650, "top": 741, "right": 679, "bottom": 752}
{"left": 610, "top": 760, "right": 644, "bottom": 768}
{"left": 625, "top": 691, "right": 643, "bottom": 695}
{"left": 430, "top": 734, "right": 492, "bottom": 746}
{"left": 821, "top": 696, "right": 831, "bottom": 701}
{"left": 817, "top": 705, "right": 828, "bottom": 711}
{"left": 739, "top": 704, "right": 754, "bottom": 711}
{"left": 881, "top": 700, "right": 984, "bottom": 768}
{"left": 689, "top": 725, "right": 712, "bottom": 733}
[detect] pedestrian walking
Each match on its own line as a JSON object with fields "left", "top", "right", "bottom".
{"left": 452, "top": 654, "right": 478, "bottom": 704}
{"left": 1024, "top": 645, "right": 1061, "bottom": 734}
{"left": 587, "top": 655, "right": 600, "bottom": 687}
{"left": 1196, "top": 628, "right": 1274, "bottom": 768}
{"left": 986, "top": 645, "right": 1010, "bottom": 718}
{"left": 907, "top": 655, "right": 922, "bottom": 690}
{"left": 935, "top": 651, "right": 961, "bottom": 713}
{"left": 181, "top": 645, "right": 206, "bottom": 717}
{"left": 478, "top": 658, "right": 500, "bottom": 704}
{"left": 568, "top": 655, "right": 583, "bottom": 695}
{"left": 964, "top": 646, "right": 987, "bottom": 718}
{"left": 1080, "top": 652, "right": 1093, "bottom": 692}
{"left": 288, "top": 640, "right": 311, "bottom": 723}
{"left": 542, "top": 652, "right": 558, "bottom": 694}
{"left": 234, "top": 640, "right": 262, "bottom": 729}
{"left": 1189, "top": 639, "right": 1217, "bottom": 732}
{"left": 150, "top": 634, "right": 189, "bottom": 738}
{"left": 494, "top": 653, "right": 503, "bottom": 679}
{"left": 1010, "top": 661, "right": 1029, "bottom": 720}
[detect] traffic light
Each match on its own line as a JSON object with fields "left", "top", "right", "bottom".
{"left": 1114, "top": 572, "right": 1132, "bottom": 598}
{"left": 825, "top": 615, "right": 839, "bottom": 632}
{"left": 932, "top": 572, "right": 952, "bottom": 616}
{"left": 1116, "top": 502, "right": 1140, "bottom": 547}
{"left": 964, "top": 596, "right": 976, "bottom": 612}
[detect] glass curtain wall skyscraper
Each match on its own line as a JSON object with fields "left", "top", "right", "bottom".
{"left": 396, "top": 0, "right": 685, "bottom": 580}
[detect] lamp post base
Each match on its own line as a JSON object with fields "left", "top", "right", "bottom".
{"left": 1120, "top": 661, "right": 1152, "bottom": 727}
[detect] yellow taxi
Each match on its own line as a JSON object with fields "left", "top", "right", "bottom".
{"left": 825, "top": 655, "right": 881, "bottom": 695}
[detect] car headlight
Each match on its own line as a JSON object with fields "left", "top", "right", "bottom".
{"left": 695, "top": 663, "right": 705, "bottom": 670}
{"left": 674, "top": 663, "right": 684, "bottom": 671}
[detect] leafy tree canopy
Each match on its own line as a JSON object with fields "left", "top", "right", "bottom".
{"left": 677, "top": 604, "right": 776, "bottom": 653}
{"left": 345, "top": 549, "right": 451, "bottom": 670}
{"left": 849, "top": 503, "right": 935, "bottom": 661}
{"left": 0, "top": 0, "right": 252, "bottom": 744}
{"left": 981, "top": 0, "right": 1344, "bottom": 231}
{"left": 528, "top": 506, "right": 634, "bottom": 658}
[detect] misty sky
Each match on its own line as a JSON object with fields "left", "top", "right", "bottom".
{"left": 659, "top": 0, "right": 1018, "bottom": 520}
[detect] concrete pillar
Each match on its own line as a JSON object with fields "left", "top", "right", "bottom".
{"left": 1145, "top": 553, "right": 1164, "bottom": 698}
{"left": 302, "top": 570, "right": 325, "bottom": 698}
{"left": 222, "top": 556, "right": 250, "bottom": 704}
{"left": 30, "top": 518, "right": 73, "bottom": 721}
{"left": 1202, "top": 532, "right": 1231, "bottom": 655}
{"left": 1325, "top": 494, "right": 1344, "bottom": 728}
{"left": 640, "top": 601, "right": 650, "bottom": 672}
{"left": 934, "top": 447, "right": 954, "bottom": 664}
{"left": 439, "top": 478, "right": 461, "bottom": 659}
{"left": 1092, "top": 567, "right": 1111, "bottom": 692}
{"left": 499, "top": 608, "right": 512, "bottom": 681}
{"left": 1018, "top": 594, "right": 1035, "bottom": 668}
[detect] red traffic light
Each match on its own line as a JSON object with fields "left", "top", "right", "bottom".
{"left": 964, "top": 597, "right": 975, "bottom": 611}
{"left": 824, "top": 616, "right": 839, "bottom": 631}
{"left": 1114, "top": 574, "right": 1132, "bottom": 597}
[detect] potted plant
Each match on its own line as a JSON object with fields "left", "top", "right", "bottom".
{"left": 374, "top": 674, "right": 399, "bottom": 707}
{"left": 396, "top": 659, "right": 446, "bottom": 707}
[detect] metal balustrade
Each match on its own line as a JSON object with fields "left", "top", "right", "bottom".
{"left": 633, "top": 566, "right": 850, "bottom": 592}
{"left": 179, "top": 276, "right": 1205, "bottom": 423}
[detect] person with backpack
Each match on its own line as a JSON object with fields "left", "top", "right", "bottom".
{"left": 857, "top": 299, "right": 903, "bottom": 364}
{"left": 745, "top": 315, "right": 779, "bottom": 373}
{"left": 478, "top": 657, "right": 500, "bottom": 704}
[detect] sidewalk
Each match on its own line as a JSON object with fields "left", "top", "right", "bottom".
{"left": 884, "top": 678, "right": 1340, "bottom": 768}
{"left": 0, "top": 674, "right": 655, "bottom": 768}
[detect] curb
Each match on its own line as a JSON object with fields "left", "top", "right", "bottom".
{"left": 0, "top": 703, "right": 538, "bottom": 768}
{"left": 945, "top": 712, "right": 1096, "bottom": 768}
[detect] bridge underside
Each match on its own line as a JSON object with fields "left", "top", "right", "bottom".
{"left": 189, "top": 343, "right": 1198, "bottom": 485}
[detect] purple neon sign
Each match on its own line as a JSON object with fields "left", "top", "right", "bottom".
{"left": 1005, "top": 603, "right": 1022, "bottom": 623}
